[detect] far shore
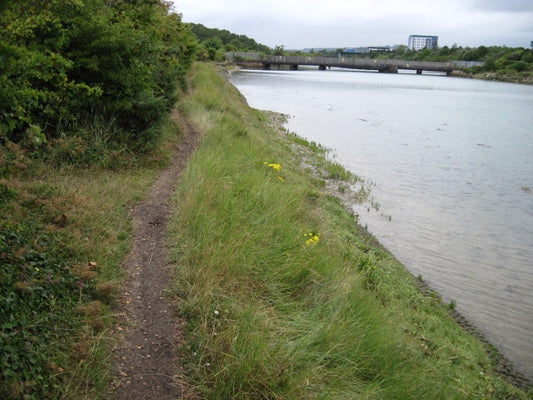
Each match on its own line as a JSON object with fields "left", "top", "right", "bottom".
{"left": 219, "top": 61, "right": 533, "bottom": 85}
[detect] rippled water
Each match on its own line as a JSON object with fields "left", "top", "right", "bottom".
{"left": 228, "top": 69, "right": 533, "bottom": 379}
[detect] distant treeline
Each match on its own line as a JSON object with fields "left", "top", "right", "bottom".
{"left": 0, "top": 0, "right": 197, "bottom": 155}
{"left": 189, "top": 23, "right": 272, "bottom": 61}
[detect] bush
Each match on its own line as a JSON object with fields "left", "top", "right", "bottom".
{"left": 0, "top": 0, "right": 197, "bottom": 154}
{"left": 510, "top": 61, "right": 529, "bottom": 72}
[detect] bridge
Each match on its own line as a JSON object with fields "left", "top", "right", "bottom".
{"left": 227, "top": 53, "right": 457, "bottom": 75}
{"left": 262, "top": 56, "right": 454, "bottom": 74}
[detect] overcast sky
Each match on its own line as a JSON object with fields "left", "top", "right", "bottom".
{"left": 170, "top": 0, "right": 533, "bottom": 49}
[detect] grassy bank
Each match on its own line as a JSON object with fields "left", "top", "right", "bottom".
{"left": 169, "top": 63, "right": 530, "bottom": 399}
{"left": 0, "top": 120, "right": 183, "bottom": 399}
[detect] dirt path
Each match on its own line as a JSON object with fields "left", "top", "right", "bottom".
{"left": 111, "top": 110, "right": 199, "bottom": 399}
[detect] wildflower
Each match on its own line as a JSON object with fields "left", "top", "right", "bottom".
{"left": 264, "top": 161, "right": 282, "bottom": 171}
{"left": 304, "top": 232, "right": 320, "bottom": 246}
{"left": 214, "top": 310, "right": 220, "bottom": 316}
{"left": 277, "top": 176, "right": 286, "bottom": 183}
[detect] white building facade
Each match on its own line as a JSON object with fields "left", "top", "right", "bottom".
{"left": 408, "top": 35, "right": 438, "bottom": 50}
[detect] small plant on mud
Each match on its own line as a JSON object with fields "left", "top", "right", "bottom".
{"left": 449, "top": 299, "right": 458, "bottom": 310}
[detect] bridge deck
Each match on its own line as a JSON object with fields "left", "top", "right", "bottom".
{"left": 261, "top": 56, "right": 454, "bottom": 74}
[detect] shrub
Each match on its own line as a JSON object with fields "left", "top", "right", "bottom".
{"left": 0, "top": 0, "right": 197, "bottom": 154}
{"left": 510, "top": 61, "right": 529, "bottom": 72}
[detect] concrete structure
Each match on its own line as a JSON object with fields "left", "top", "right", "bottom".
{"left": 257, "top": 55, "right": 454, "bottom": 75}
{"left": 342, "top": 46, "right": 392, "bottom": 54}
{"left": 452, "top": 60, "right": 485, "bottom": 68}
{"left": 408, "top": 35, "right": 438, "bottom": 50}
{"left": 225, "top": 52, "right": 261, "bottom": 61}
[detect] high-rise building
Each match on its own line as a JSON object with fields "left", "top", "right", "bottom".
{"left": 408, "top": 35, "right": 438, "bottom": 50}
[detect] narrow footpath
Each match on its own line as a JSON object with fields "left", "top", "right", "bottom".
{"left": 111, "top": 109, "right": 199, "bottom": 399}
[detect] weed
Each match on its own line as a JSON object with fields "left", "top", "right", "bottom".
{"left": 449, "top": 299, "right": 458, "bottom": 310}
{"left": 325, "top": 160, "right": 355, "bottom": 181}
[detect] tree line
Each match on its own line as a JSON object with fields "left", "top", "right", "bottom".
{"left": 189, "top": 23, "right": 272, "bottom": 61}
{"left": 0, "top": 5, "right": 281, "bottom": 159}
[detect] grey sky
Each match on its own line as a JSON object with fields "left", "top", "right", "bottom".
{"left": 170, "top": 0, "right": 533, "bottom": 49}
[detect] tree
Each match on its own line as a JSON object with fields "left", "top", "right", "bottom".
{"left": 273, "top": 45, "right": 285, "bottom": 56}
{"left": 189, "top": 23, "right": 272, "bottom": 55}
{"left": 0, "top": 0, "right": 198, "bottom": 152}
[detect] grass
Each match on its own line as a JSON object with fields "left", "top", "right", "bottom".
{"left": 0, "top": 116, "right": 183, "bottom": 398}
{"left": 168, "top": 63, "right": 530, "bottom": 399}
{"left": 2, "top": 61, "right": 529, "bottom": 399}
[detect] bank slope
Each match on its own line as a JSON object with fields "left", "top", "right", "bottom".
{"left": 168, "top": 63, "right": 528, "bottom": 399}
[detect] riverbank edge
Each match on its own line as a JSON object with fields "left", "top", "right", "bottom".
{"left": 167, "top": 62, "right": 530, "bottom": 397}
{"left": 261, "top": 108, "right": 533, "bottom": 392}
{"left": 220, "top": 67, "right": 532, "bottom": 390}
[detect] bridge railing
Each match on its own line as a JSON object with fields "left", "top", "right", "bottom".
{"left": 264, "top": 56, "right": 454, "bottom": 72}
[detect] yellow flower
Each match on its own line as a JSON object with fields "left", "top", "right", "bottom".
{"left": 264, "top": 162, "right": 282, "bottom": 171}
{"left": 277, "top": 176, "right": 286, "bottom": 183}
{"left": 304, "top": 232, "right": 320, "bottom": 246}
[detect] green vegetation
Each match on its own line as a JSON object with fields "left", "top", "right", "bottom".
{"left": 0, "top": 1, "right": 194, "bottom": 397}
{"left": 189, "top": 23, "right": 272, "bottom": 61}
{"left": 2, "top": 0, "right": 531, "bottom": 396}
{"left": 169, "top": 63, "right": 530, "bottom": 398}
{"left": 0, "top": 115, "right": 183, "bottom": 399}
{"left": 0, "top": 0, "right": 197, "bottom": 157}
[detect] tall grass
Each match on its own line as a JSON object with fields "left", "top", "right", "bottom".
{"left": 168, "top": 63, "right": 528, "bottom": 399}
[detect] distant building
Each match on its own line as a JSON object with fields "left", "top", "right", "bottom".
{"left": 408, "top": 35, "right": 438, "bottom": 50}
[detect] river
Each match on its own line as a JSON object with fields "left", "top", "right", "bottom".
{"left": 227, "top": 68, "right": 533, "bottom": 380}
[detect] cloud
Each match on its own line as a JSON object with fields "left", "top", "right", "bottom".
{"left": 469, "top": 0, "right": 533, "bottom": 12}
{"left": 173, "top": 0, "right": 533, "bottom": 48}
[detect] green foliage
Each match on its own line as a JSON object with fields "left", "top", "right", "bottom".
{"left": 372, "top": 45, "right": 533, "bottom": 78}
{"left": 189, "top": 23, "right": 271, "bottom": 61}
{"left": 0, "top": 179, "right": 88, "bottom": 399}
{"left": 273, "top": 45, "right": 285, "bottom": 56}
{"left": 0, "top": 126, "right": 173, "bottom": 397}
{"left": 0, "top": 0, "right": 197, "bottom": 155}
{"left": 325, "top": 159, "right": 357, "bottom": 181}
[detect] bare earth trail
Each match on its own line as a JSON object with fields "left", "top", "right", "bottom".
{"left": 111, "top": 110, "right": 200, "bottom": 399}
